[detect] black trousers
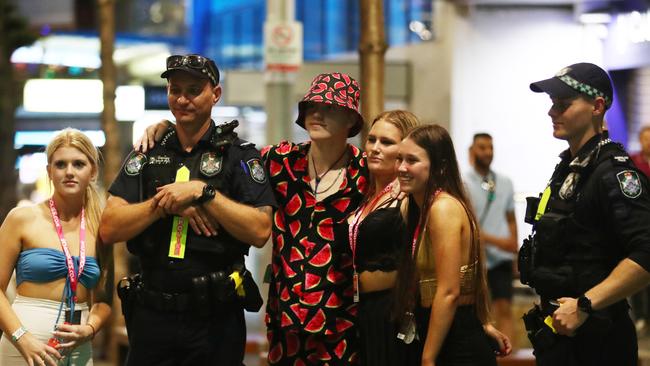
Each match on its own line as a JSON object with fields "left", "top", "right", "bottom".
{"left": 125, "top": 302, "right": 246, "bottom": 366}
{"left": 534, "top": 312, "right": 637, "bottom": 366}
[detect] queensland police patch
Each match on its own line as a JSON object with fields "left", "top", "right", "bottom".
{"left": 125, "top": 153, "right": 147, "bottom": 176}
{"left": 247, "top": 158, "right": 266, "bottom": 184}
{"left": 200, "top": 152, "right": 222, "bottom": 177}
{"left": 616, "top": 170, "right": 642, "bottom": 199}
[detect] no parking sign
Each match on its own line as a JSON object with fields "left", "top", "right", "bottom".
{"left": 264, "top": 21, "right": 303, "bottom": 72}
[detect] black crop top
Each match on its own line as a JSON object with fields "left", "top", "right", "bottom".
{"left": 352, "top": 204, "right": 408, "bottom": 272}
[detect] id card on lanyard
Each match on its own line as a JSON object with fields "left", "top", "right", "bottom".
{"left": 49, "top": 198, "right": 86, "bottom": 302}
{"left": 48, "top": 198, "right": 86, "bottom": 348}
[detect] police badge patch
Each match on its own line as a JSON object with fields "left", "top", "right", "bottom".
{"left": 200, "top": 152, "right": 222, "bottom": 177}
{"left": 616, "top": 170, "right": 642, "bottom": 199}
{"left": 247, "top": 158, "right": 266, "bottom": 184}
{"left": 125, "top": 153, "right": 147, "bottom": 176}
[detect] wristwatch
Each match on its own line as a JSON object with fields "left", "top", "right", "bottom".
{"left": 196, "top": 184, "right": 216, "bottom": 205}
{"left": 577, "top": 295, "right": 593, "bottom": 315}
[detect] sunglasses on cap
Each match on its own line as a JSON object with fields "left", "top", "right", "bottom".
{"left": 165, "top": 55, "right": 218, "bottom": 85}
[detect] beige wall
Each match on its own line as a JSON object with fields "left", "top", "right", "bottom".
{"left": 386, "top": 0, "right": 458, "bottom": 130}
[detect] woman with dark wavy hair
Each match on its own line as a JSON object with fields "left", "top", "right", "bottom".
{"left": 394, "top": 124, "right": 511, "bottom": 366}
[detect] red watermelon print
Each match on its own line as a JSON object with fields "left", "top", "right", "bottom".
{"left": 301, "top": 290, "right": 324, "bottom": 306}
{"left": 280, "top": 287, "right": 291, "bottom": 301}
{"left": 289, "top": 220, "right": 301, "bottom": 238}
{"left": 263, "top": 140, "right": 367, "bottom": 361}
{"left": 286, "top": 332, "right": 299, "bottom": 357}
{"left": 285, "top": 194, "right": 302, "bottom": 216}
{"left": 276, "top": 141, "right": 292, "bottom": 155}
{"left": 289, "top": 246, "right": 304, "bottom": 262}
{"left": 281, "top": 257, "right": 296, "bottom": 278}
{"left": 304, "top": 193, "right": 316, "bottom": 208}
{"left": 268, "top": 342, "right": 283, "bottom": 364}
{"left": 291, "top": 283, "right": 303, "bottom": 298}
{"left": 290, "top": 303, "right": 307, "bottom": 323}
{"left": 269, "top": 159, "right": 283, "bottom": 177}
{"left": 316, "top": 218, "right": 334, "bottom": 241}
{"left": 281, "top": 312, "right": 293, "bottom": 327}
{"left": 331, "top": 197, "right": 351, "bottom": 213}
{"left": 274, "top": 211, "right": 285, "bottom": 232}
{"left": 335, "top": 318, "right": 354, "bottom": 333}
{"left": 274, "top": 234, "right": 284, "bottom": 252}
{"left": 275, "top": 181, "right": 288, "bottom": 197}
{"left": 304, "top": 309, "right": 326, "bottom": 333}
{"left": 308, "top": 244, "right": 332, "bottom": 267}
{"left": 305, "top": 272, "right": 321, "bottom": 290}
{"left": 326, "top": 266, "right": 345, "bottom": 284}
{"left": 325, "top": 293, "right": 342, "bottom": 308}
{"left": 333, "top": 339, "right": 347, "bottom": 359}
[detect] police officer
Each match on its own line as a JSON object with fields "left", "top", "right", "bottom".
{"left": 99, "top": 54, "right": 276, "bottom": 366}
{"left": 520, "top": 62, "right": 650, "bottom": 366}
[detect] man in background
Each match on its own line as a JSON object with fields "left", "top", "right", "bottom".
{"left": 466, "top": 133, "right": 518, "bottom": 342}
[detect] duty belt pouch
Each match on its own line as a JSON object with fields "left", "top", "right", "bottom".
{"left": 536, "top": 212, "right": 569, "bottom": 263}
{"left": 117, "top": 274, "right": 141, "bottom": 323}
{"left": 522, "top": 305, "right": 556, "bottom": 352}
{"left": 241, "top": 269, "right": 263, "bottom": 312}
{"left": 524, "top": 196, "right": 540, "bottom": 224}
{"left": 192, "top": 275, "right": 211, "bottom": 316}
{"left": 518, "top": 235, "right": 535, "bottom": 285}
{"left": 209, "top": 271, "right": 234, "bottom": 303}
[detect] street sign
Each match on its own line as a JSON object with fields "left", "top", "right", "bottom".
{"left": 264, "top": 20, "right": 303, "bottom": 72}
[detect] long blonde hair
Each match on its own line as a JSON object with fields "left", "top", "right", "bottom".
{"left": 46, "top": 128, "right": 104, "bottom": 234}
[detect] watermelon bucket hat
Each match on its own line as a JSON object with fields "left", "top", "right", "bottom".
{"left": 295, "top": 72, "right": 365, "bottom": 137}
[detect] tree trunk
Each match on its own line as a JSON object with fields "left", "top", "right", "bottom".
{"left": 97, "top": 0, "right": 119, "bottom": 359}
{"left": 359, "top": 0, "right": 387, "bottom": 144}
{"left": 98, "top": 0, "right": 120, "bottom": 188}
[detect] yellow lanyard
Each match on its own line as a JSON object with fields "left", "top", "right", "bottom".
{"left": 534, "top": 186, "right": 552, "bottom": 221}
{"left": 168, "top": 166, "right": 190, "bottom": 259}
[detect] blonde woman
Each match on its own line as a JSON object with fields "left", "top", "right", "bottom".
{"left": 0, "top": 129, "right": 112, "bottom": 366}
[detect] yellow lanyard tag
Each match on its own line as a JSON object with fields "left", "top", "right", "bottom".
{"left": 535, "top": 186, "right": 552, "bottom": 221}
{"left": 168, "top": 166, "right": 190, "bottom": 259}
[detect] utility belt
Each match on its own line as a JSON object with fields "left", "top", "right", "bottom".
{"left": 523, "top": 299, "right": 629, "bottom": 352}
{"left": 117, "top": 266, "right": 263, "bottom": 318}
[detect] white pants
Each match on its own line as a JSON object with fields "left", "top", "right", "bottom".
{"left": 0, "top": 295, "right": 92, "bottom": 366}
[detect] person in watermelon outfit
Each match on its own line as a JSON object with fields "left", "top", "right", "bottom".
{"left": 261, "top": 72, "right": 367, "bottom": 365}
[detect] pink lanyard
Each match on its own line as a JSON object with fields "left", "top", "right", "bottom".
{"left": 348, "top": 182, "right": 394, "bottom": 272}
{"left": 48, "top": 198, "right": 86, "bottom": 301}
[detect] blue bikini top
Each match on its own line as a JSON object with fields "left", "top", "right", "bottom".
{"left": 16, "top": 248, "right": 100, "bottom": 289}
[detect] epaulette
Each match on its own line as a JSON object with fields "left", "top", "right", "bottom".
{"left": 160, "top": 126, "right": 177, "bottom": 147}
{"left": 238, "top": 141, "right": 256, "bottom": 149}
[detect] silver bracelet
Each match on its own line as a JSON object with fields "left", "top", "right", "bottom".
{"left": 11, "top": 326, "right": 27, "bottom": 342}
